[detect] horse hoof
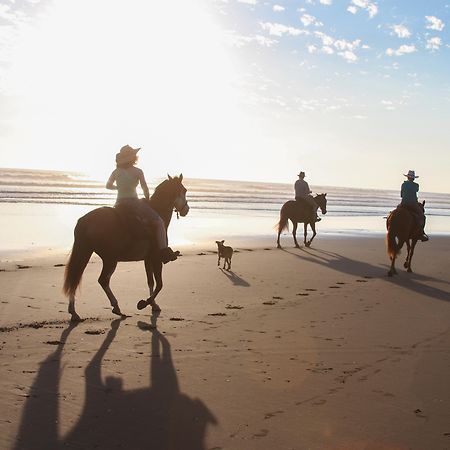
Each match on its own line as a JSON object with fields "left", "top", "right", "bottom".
{"left": 137, "top": 300, "right": 149, "bottom": 310}
{"left": 387, "top": 271, "right": 393, "bottom": 277}
{"left": 277, "top": 245, "right": 282, "bottom": 249}
{"left": 112, "top": 306, "right": 124, "bottom": 316}
{"left": 305, "top": 242, "right": 311, "bottom": 248}
{"left": 151, "top": 303, "right": 161, "bottom": 312}
{"left": 403, "top": 262, "right": 408, "bottom": 268}
{"left": 407, "top": 268, "right": 412, "bottom": 273}
{"left": 295, "top": 245, "right": 300, "bottom": 249}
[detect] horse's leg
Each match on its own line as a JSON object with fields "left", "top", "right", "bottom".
{"left": 98, "top": 259, "right": 123, "bottom": 316}
{"left": 407, "top": 239, "right": 417, "bottom": 273}
{"left": 68, "top": 294, "right": 82, "bottom": 323}
{"left": 292, "top": 221, "right": 300, "bottom": 248}
{"left": 148, "top": 260, "right": 163, "bottom": 311}
{"left": 404, "top": 240, "right": 411, "bottom": 269}
{"left": 306, "top": 222, "right": 317, "bottom": 247}
{"left": 217, "top": 255, "right": 220, "bottom": 266}
{"left": 303, "top": 222, "right": 308, "bottom": 247}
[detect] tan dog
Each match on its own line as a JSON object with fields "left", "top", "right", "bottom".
{"left": 215, "top": 240, "right": 233, "bottom": 270}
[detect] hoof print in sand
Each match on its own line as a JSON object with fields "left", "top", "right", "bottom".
{"left": 225, "top": 305, "right": 244, "bottom": 310}
{"left": 169, "top": 317, "right": 185, "bottom": 321}
{"left": 208, "top": 312, "right": 227, "bottom": 316}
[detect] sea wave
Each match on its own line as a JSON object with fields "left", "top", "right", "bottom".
{"left": 1, "top": 168, "right": 450, "bottom": 217}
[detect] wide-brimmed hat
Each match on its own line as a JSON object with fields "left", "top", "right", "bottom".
{"left": 116, "top": 145, "right": 140, "bottom": 165}
{"left": 298, "top": 171, "right": 305, "bottom": 177}
{"left": 404, "top": 170, "right": 418, "bottom": 179}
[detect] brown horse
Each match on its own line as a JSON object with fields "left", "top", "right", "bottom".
{"left": 386, "top": 201, "right": 425, "bottom": 277}
{"left": 276, "top": 193, "right": 327, "bottom": 248}
{"left": 63, "top": 174, "right": 189, "bottom": 321}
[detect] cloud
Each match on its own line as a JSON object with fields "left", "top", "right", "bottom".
{"left": 347, "top": 0, "right": 378, "bottom": 18}
{"left": 237, "top": 0, "right": 257, "bottom": 4}
{"left": 391, "top": 24, "right": 411, "bottom": 38}
{"left": 260, "top": 21, "right": 308, "bottom": 37}
{"left": 226, "top": 31, "right": 277, "bottom": 47}
{"left": 339, "top": 50, "right": 357, "bottom": 62}
{"left": 385, "top": 44, "right": 417, "bottom": 56}
{"left": 300, "top": 13, "right": 323, "bottom": 27}
{"left": 425, "top": 16, "right": 444, "bottom": 31}
{"left": 273, "top": 4, "right": 284, "bottom": 12}
{"left": 315, "top": 31, "right": 334, "bottom": 46}
{"left": 319, "top": 0, "right": 333, "bottom": 4}
{"left": 426, "top": 37, "right": 442, "bottom": 51}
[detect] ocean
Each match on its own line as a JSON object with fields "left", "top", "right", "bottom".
{"left": 1, "top": 167, "right": 449, "bottom": 259}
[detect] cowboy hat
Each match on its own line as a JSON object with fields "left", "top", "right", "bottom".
{"left": 298, "top": 171, "right": 305, "bottom": 177}
{"left": 404, "top": 170, "right": 419, "bottom": 179}
{"left": 116, "top": 145, "right": 141, "bottom": 165}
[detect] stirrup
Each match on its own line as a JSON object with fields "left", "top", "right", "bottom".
{"left": 315, "top": 216, "right": 321, "bottom": 222}
{"left": 420, "top": 233, "right": 429, "bottom": 242}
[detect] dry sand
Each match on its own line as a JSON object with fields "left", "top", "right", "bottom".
{"left": 1, "top": 236, "right": 449, "bottom": 449}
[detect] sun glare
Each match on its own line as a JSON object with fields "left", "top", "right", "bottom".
{"left": 10, "top": 0, "right": 239, "bottom": 180}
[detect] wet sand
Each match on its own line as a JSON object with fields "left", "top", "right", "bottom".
{"left": 1, "top": 236, "right": 450, "bottom": 449}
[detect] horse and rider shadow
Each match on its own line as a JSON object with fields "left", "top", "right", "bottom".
{"left": 14, "top": 316, "right": 217, "bottom": 450}
{"left": 282, "top": 246, "right": 450, "bottom": 304}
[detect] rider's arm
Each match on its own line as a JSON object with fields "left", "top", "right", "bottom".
{"left": 138, "top": 169, "right": 150, "bottom": 200}
{"left": 106, "top": 170, "right": 117, "bottom": 190}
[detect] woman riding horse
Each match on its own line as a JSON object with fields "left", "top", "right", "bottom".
{"left": 106, "top": 145, "right": 179, "bottom": 263}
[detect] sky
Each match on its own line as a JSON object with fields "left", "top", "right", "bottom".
{"left": 0, "top": 0, "right": 449, "bottom": 192}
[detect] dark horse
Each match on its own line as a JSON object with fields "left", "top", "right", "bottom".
{"left": 63, "top": 174, "right": 189, "bottom": 321}
{"left": 276, "top": 194, "right": 327, "bottom": 248}
{"left": 386, "top": 201, "right": 425, "bottom": 277}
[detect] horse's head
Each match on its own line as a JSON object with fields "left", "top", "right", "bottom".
{"left": 315, "top": 193, "right": 327, "bottom": 214}
{"left": 153, "top": 173, "right": 189, "bottom": 217}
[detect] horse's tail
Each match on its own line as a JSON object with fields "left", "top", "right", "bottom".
{"left": 275, "top": 204, "right": 289, "bottom": 233}
{"left": 63, "top": 219, "right": 93, "bottom": 298}
{"left": 386, "top": 213, "right": 400, "bottom": 259}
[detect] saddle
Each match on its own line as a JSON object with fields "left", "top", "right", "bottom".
{"left": 294, "top": 197, "right": 315, "bottom": 219}
{"left": 114, "top": 203, "right": 149, "bottom": 240}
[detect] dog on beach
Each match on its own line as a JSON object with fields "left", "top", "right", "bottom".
{"left": 215, "top": 240, "right": 233, "bottom": 270}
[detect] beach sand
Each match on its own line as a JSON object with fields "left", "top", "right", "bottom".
{"left": 1, "top": 236, "right": 449, "bottom": 449}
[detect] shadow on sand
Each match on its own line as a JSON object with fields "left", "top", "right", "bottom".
{"left": 283, "top": 246, "right": 450, "bottom": 303}
{"left": 219, "top": 268, "right": 250, "bottom": 287}
{"left": 14, "top": 315, "right": 216, "bottom": 450}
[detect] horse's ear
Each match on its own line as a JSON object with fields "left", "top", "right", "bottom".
{"left": 422, "top": 200, "right": 425, "bottom": 206}
{"left": 324, "top": 193, "right": 327, "bottom": 197}
{"left": 179, "top": 173, "right": 183, "bottom": 181}
{"left": 221, "top": 240, "right": 224, "bottom": 244}
{"left": 167, "top": 174, "right": 172, "bottom": 180}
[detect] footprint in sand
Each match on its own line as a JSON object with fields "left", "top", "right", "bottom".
{"left": 305, "top": 288, "right": 317, "bottom": 291}
{"left": 296, "top": 293, "right": 309, "bottom": 296}
{"left": 85, "top": 329, "right": 105, "bottom": 335}
{"left": 225, "top": 305, "right": 244, "bottom": 310}
{"left": 252, "top": 429, "right": 269, "bottom": 438}
{"left": 53, "top": 263, "right": 65, "bottom": 267}
{"left": 262, "top": 301, "right": 277, "bottom": 305}
{"left": 170, "top": 317, "right": 185, "bottom": 321}
{"left": 272, "top": 296, "right": 283, "bottom": 299}
{"left": 208, "top": 312, "right": 227, "bottom": 316}
{"left": 264, "top": 410, "right": 284, "bottom": 419}
{"left": 356, "top": 279, "right": 368, "bottom": 283}
{"left": 329, "top": 286, "right": 341, "bottom": 289}
{"left": 336, "top": 282, "right": 346, "bottom": 285}
{"left": 197, "top": 252, "right": 207, "bottom": 256}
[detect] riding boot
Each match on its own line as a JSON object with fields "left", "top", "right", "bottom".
{"left": 315, "top": 215, "right": 321, "bottom": 222}
{"left": 160, "top": 247, "right": 180, "bottom": 264}
{"left": 419, "top": 231, "right": 429, "bottom": 242}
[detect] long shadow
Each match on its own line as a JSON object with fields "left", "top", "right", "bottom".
{"left": 14, "top": 322, "right": 78, "bottom": 450}
{"left": 14, "top": 316, "right": 217, "bottom": 450}
{"left": 282, "top": 246, "right": 450, "bottom": 303}
{"left": 219, "top": 268, "right": 250, "bottom": 287}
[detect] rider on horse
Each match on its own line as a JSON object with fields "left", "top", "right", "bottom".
{"left": 400, "top": 169, "right": 428, "bottom": 242}
{"left": 106, "top": 145, "right": 180, "bottom": 263}
{"left": 294, "top": 171, "right": 321, "bottom": 222}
